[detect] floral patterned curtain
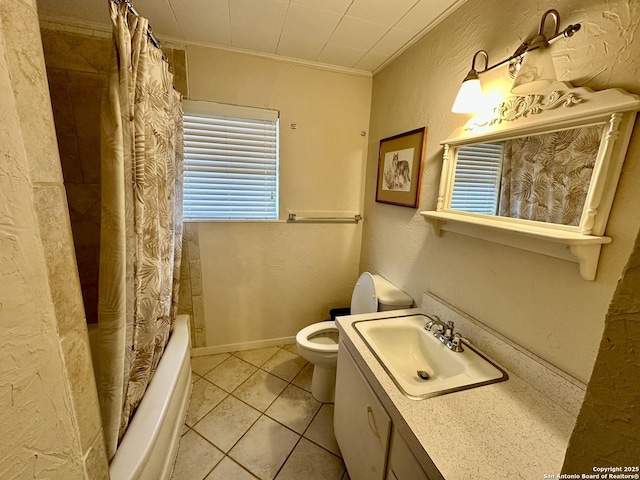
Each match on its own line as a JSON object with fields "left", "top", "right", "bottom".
{"left": 498, "top": 125, "right": 603, "bottom": 225}
{"left": 97, "top": 0, "right": 184, "bottom": 459}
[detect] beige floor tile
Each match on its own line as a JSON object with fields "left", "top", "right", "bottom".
{"left": 186, "top": 378, "right": 228, "bottom": 426}
{"left": 266, "top": 384, "right": 321, "bottom": 434}
{"left": 275, "top": 438, "right": 344, "bottom": 480}
{"left": 261, "top": 349, "right": 307, "bottom": 382}
{"left": 194, "top": 396, "right": 260, "bottom": 452}
{"left": 233, "top": 369, "right": 288, "bottom": 412}
{"left": 191, "top": 353, "right": 230, "bottom": 377}
{"left": 170, "top": 430, "right": 223, "bottom": 480}
{"left": 281, "top": 343, "right": 299, "bottom": 354}
{"left": 205, "top": 356, "right": 258, "bottom": 392}
{"left": 229, "top": 416, "right": 299, "bottom": 480}
{"left": 291, "top": 363, "right": 313, "bottom": 392}
{"left": 233, "top": 346, "right": 280, "bottom": 367}
{"left": 304, "top": 404, "right": 341, "bottom": 456}
{"left": 205, "top": 456, "right": 257, "bottom": 480}
{"left": 342, "top": 470, "right": 351, "bottom": 480}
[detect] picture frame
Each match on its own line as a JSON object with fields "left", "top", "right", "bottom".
{"left": 375, "top": 127, "right": 427, "bottom": 208}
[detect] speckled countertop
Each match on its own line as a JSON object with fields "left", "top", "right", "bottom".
{"left": 336, "top": 307, "right": 578, "bottom": 480}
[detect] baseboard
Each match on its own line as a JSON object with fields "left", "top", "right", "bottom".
{"left": 190, "top": 336, "right": 297, "bottom": 357}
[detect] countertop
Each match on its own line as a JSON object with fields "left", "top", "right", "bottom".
{"left": 336, "top": 307, "right": 578, "bottom": 480}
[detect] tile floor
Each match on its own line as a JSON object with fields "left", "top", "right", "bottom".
{"left": 171, "top": 344, "right": 351, "bottom": 480}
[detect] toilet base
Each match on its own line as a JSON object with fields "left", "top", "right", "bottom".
{"left": 310, "top": 364, "right": 337, "bottom": 403}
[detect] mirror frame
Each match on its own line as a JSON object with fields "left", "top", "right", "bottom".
{"left": 422, "top": 82, "right": 640, "bottom": 280}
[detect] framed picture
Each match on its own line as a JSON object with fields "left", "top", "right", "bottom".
{"left": 375, "top": 127, "right": 427, "bottom": 208}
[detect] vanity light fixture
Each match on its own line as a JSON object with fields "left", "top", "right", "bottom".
{"left": 512, "top": 9, "right": 560, "bottom": 94}
{"left": 451, "top": 50, "right": 488, "bottom": 114}
{"left": 451, "top": 9, "right": 581, "bottom": 114}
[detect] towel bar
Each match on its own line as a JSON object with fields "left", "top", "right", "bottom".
{"left": 287, "top": 214, "right": 362, "bottom": 224}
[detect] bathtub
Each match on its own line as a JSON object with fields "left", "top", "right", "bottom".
{"left": 88, "top": 314, "right": 192, "bottom": 480}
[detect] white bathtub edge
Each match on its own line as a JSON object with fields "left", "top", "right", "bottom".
{"left": 109, "top": 314, "right": 192, "bottom": 480}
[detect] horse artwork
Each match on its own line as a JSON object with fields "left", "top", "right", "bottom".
{"left": 383, "top": 148, "right": 414, "bottom": 192}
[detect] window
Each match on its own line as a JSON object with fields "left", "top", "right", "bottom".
{"left": 182, "top": 100, "right": 279, "bottom": 220}
{"left": 450, "top": 142, "right": 503, "bottom": 215}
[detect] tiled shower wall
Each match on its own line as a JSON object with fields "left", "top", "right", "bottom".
{"left": 179, "top": 223, "right": 207, "bottom": 347}
{"left": 42, "top": 29, "right": 109, "bottom": 323}
{"left": 40, "top": 26, "right": 198, "bottom": 331}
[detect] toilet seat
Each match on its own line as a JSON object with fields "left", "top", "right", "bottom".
{"left": 296, "top": 321, "right": 338, "bottom": 353}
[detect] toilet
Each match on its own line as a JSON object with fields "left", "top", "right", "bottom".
{"left": 296, "top": 272, "right": 413, "bottom": 402}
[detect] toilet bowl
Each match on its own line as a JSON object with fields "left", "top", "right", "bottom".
{"left": 296, "top": 272, "right": 412, "bottom": 402}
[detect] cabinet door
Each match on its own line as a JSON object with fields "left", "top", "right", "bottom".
{"left": 334, "top": 344, "right": 391, "bottom": 480}
{"left": 386, "top": 428, "right": 431, "bottom": 480}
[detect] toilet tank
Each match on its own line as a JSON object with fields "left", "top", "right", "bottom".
{"left": 372, "top": 274, "right": 413, "bottom": 311}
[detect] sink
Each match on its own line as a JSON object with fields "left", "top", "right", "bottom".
{"left": 353, "top": 314, "right": 508, "bottom": 399}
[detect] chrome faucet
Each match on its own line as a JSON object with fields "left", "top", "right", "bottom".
{"left": 424, "top": 315, "right": 464, "bottom": 352}
{"left": 424, "top": 315, "right": 454, "bottom": 341}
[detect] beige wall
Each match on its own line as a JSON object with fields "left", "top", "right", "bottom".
{"left": 362, "top": 0, "right": 640, "bottom": 383}
{"left": 0, "top": 1, "right": 108, "bottom": 478}
{"left": 186, "top": 46, "right": 372, "bottom": 348}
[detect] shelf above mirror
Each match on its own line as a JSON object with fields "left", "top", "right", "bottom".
{"left": 425, "top": 82, "right": 640, "bottom": 281}
{"left": 421, "top": 210, "right": 611, "bottom": 280}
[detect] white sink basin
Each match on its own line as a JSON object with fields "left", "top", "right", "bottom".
{"left": 354, "top": 314, "right": 507, "bottom": 399}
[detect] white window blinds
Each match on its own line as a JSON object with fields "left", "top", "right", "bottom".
{"left": 450, "top": 142, "right": 504, "bottom": 215}
{"left": 182, "top": 100, "right": 279, "bottom": 221}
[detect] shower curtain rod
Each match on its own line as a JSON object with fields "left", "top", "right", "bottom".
{"left": 111, "top": 0, "right": 164, "bottom": 55}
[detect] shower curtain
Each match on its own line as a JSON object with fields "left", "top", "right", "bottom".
{"left": 98, "top": 0, "right": 184, "bottom": 460}
{"left": 498, "top": 125, "right": 603, "bottom": 226}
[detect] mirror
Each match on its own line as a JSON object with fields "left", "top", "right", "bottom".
{"left": 450, "top": 124, "right": 605, "bottom": 226}
{"left": 422, "top": 82, "right": 640, "bottom": 280}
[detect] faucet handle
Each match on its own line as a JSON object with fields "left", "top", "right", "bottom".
{"left": 450, "top": 332, "right": 464, "bottom": 352}
{"left": 424, "top": 315, "right": 442, "bottom": 332}
{"left": 425, "top": 314, "right": 441, "bottom": 324}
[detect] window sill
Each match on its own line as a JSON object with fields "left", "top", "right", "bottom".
{"left": 183, "top": 218, "right": 286, "bottom": 223}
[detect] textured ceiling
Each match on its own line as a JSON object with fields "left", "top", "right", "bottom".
{"left": 36, "top": 0, "right": 466, "bottom": 73}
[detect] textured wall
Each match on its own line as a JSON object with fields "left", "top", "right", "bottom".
{"left": 362, "top": 0, "right": 640, "bottom": 383}
{"left": 562, "top": 222, "right": 640, "bottom": 471}
{"left": 0, "top": 1, "right": 107, "bottom": 477}
{"left": 187, "top": 45, "right": 372, "bottom": 348}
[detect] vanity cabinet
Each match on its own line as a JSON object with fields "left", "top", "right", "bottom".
{"left": 334, "top": 343, "right": 391, "bottom": 480}
{"left": 386, "top": 428, "right": 431, "bottom": 480}
{"left": 335, "top": 343, "right": 433, "bottom": 480}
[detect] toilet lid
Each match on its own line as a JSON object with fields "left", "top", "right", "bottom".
{"left": 350, "top": 272, "right": 378, "bottom": 315}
